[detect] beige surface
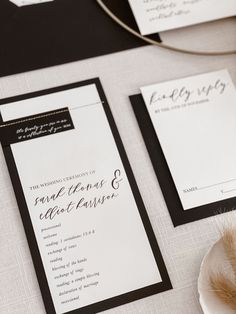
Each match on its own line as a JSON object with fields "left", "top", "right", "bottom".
{"left": 0, "top": 17, "right": 235, "bottom": 314}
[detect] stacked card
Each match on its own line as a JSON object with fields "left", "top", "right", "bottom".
{"left": 131, "top": 70, "right": 236, "bottom": 226}
{"left": 128, "top": 0, "right": 236, "bottom": 34}
{"left": 0, "top": 79, "right": 171, "bottom": 314}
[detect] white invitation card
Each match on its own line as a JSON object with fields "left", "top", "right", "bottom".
{"left": 9, "top": 0, "right": 54, "bottom": 7}
{"left": 128, "top": 0, "right": 236, "bottom": 34}
{"left": 0, "top": 79, "right": 171, "bottom": 313}
{"left": 141, "top": 70, "right": 236, "bottom": 211}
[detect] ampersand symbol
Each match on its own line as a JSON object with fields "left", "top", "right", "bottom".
{"left": 111, "top": 169, "right": 123, "bottom": 190}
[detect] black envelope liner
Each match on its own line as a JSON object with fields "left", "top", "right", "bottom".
{"left": 0, "top": 107, "right": 74, "bottom": 146}
{"left": 130, "top": 94, "right": 236, "bottom": 227}
{"left": 0, "top": 0, "right": 161, "bottom": 77}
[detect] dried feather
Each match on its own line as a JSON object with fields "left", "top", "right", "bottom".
{"left": 210, "top": 273, "right": 236, "bottom": 310}
{"left": 222, "top": 228, "right": 236, "bottom": 281}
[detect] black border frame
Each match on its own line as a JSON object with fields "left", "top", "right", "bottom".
{"left": 0, "top": 79, "right": 172, "bottom": 314}
{"left": 130, "top": 94, "right": 236, "bottom": 227}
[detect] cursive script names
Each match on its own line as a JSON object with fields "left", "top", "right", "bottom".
{"left": 34, "top": 170, "right": 123, "bottom": 221}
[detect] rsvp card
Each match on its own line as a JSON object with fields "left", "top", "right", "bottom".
{"left": 0, "top": 79, "right": 171, "bottom": 313}
{"left": 128, "top": 0, "right": 236, "bottom": 34}
{"left": 130, "top": 70, "right": 236, "bottom": 226}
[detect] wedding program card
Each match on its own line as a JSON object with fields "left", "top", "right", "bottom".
{"left": 0, "top": 79, "right": 171, "bottom": 313}
{"left": 130, "top": 70, "right": 236, "bottom": 226}
{"left": 128, "top": 0, "right": 236, "bottom": 34}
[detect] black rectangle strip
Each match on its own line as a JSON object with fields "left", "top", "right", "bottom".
{"left": 0, "top": 107, "right": 74, "bottom": 146}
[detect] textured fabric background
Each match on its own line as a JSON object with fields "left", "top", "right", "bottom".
{"left": 0, "top": 17, "right": 235, "bottom": 314}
